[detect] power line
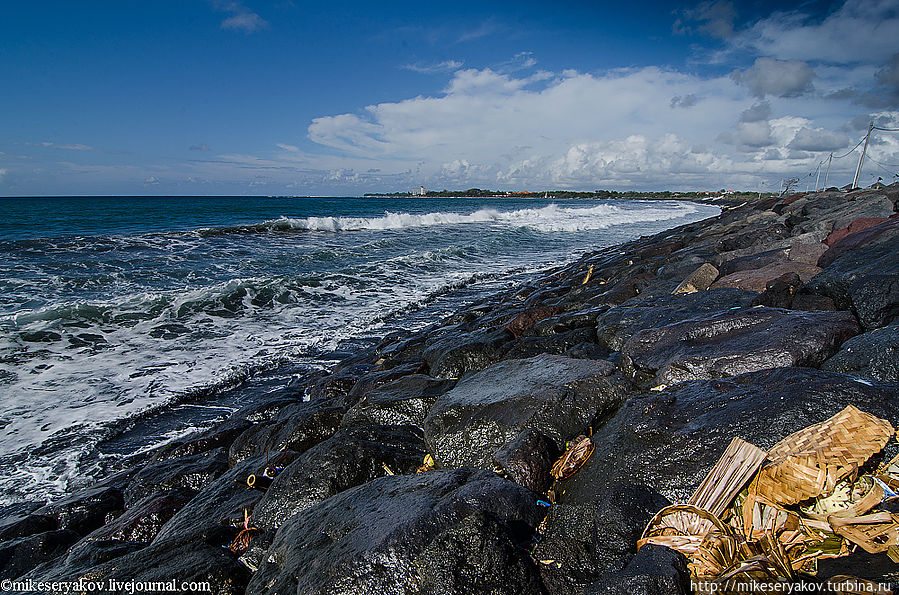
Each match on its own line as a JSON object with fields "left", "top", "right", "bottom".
{"left": 866, "top": 153, "right": 899, "bottom": 171}
{"left": 873, "top": 125, "right": 899, "bottom": 132}
{"left": 833, "top": 135, "right": 867, "bottom": 159}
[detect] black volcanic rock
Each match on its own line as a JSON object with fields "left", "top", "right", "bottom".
{"left": 251, "top": 425, "right": 426, "bottom": 531}
{"left": 424, "top": 354, "right": 631, "bottom": 470}
{"left": 619, "top": 307, "right": 860, "bottom": 386}
{"left": 246, "top": 469, "right": 544, "bottom": 595}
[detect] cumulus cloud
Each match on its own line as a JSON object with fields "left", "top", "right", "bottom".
{"left": 731, "top": 58, "right": 815, "bottom": 98}
{"left": 729, "top": 0, "right": 899, "bottom": 64}
{"left": 673, "top": 1, "right": 737, "bottom": 39}
{"left": 739, "top": 101, "right": 771, "bottom": 122}
{"left": 787, "top": 127, "right": 852, "bottom": 152}
{"left": 670, "top": 94, "right": 699, "bottom": 108}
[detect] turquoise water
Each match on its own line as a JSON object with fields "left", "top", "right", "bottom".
{"left": 0, "top": 196, "right": 718, "bottom": 503}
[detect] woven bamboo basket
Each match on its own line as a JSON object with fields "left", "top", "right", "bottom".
{"left": 754, "top": 406, "right": 894, "bottom": 506}
{"left": 639, "top": 503, "right": 732, "bottom": 556}
{"left": 689, "top": 437, "right": 768, "bottom": 518}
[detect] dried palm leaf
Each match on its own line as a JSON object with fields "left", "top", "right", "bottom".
{"left": 755, "top": 406, "right": 894, "bottom": 506}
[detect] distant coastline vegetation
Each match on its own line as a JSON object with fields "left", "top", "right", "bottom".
{"left": 363, "top": 188, "right": 772, "bottom": 200}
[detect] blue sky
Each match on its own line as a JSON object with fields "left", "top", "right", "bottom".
{"left": 2, "top": 0, "right": 898, "bottom": 196}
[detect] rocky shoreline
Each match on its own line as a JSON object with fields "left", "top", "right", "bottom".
{"left": 1, "top": 185, "right": 898, "bottom": 594}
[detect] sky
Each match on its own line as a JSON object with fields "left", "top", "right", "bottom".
{"left": 2, "top": 0, "right": 899, "bottom": 196}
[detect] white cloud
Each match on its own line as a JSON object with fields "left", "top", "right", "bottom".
{"left": 788, "top": 127, "right": 852, "bottom": 152}
{"left": 144, "top": 176, "right": 160, "bottom": 185}
{"left": 221, "top": 12, "right": 268, "bottom": 33}
{"left": 189, "top": 143, "right": 210, "bottom": 151}
{"left": 674, "top": 1, "right": 737, "bottom": 39}
{"left": 730, "top": 0, "right": 899, "bottom": 64}
{"left": 731, "top": 58, "right": 815, "bottom": 98}
{"left": 276, "top": 143, "right": 300, "bottom": 152}
{"left": 402, "top": 60, "right": 464, "bottom": 74}
{"left": 211, "top": 1, "right": 268, "bottom": 33}
{"left": 28, "top": 141, "right": 93, "bottom": 151}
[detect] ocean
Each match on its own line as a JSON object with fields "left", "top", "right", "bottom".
{"left": 0, "top": 196, "right": 719, "bottom": 504}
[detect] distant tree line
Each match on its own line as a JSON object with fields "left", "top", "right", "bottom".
{"left": 364, "top": 188, "right": 772, "bottom": 200}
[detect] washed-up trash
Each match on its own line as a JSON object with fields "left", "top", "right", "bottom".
{"left": 638, "top": 405, "right": 899, "bottom": 590}
{"left": 416, "top": 453, "right": 436, "bottom": 473}
{"left": 228, "top": 509, "right": 260, "bottom": 555}
{"left": 550, "top": 434, "right": 594, "bottom": 481}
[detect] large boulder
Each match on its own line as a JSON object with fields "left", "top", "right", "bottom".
{"left": 558, "top": 368, "right": 899, "bottom": 506}
{"left": 246, "top": 469, "right": 544, "bottom": 595}
{"left": 123, "top": 450, "right": 229, "bottom": 506}
{"left": 595, "top": 288, "right": 758, "bottom": 352}
{"left": 806, "top": 224, "right": 899, "bottom": 329}
{"left": 251, "top": 425, "right": 426, "bottom": 531}
{"left": 534, "top": 484, "right": 670, "bottom": 595}
{"left": 422, "top": 328, "right": 516, "bottom": 379}
{"left": 340, "top": 374, "right": 456, "bottom": 428}
{"left": 822, "top": 322, "right": 899, "bottom": 381}
{"left": 586, "top": 545, "right": 691, "bottom": 595}
{"left": 424, "top": 354, "right": 632, "bottom": 470}
{"left": 152, "top": 455, "right": 266, "bottom": 547}
{"left": 620, "top": 307, "right": 860, "bottom": 386}
{"left": 0, "top": 530, "right": 80, "bottom": 580}
{"left": 228, "top": 398, "right": 344, "bottom": 464}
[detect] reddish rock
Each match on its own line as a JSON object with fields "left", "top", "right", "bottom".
{"left": 823, "top": 217, "right": 892, "bottom": 247}
{"left": 818, "top": 216, "right": 899, "bottom": 267}
{"left": 503, "top": 305, "right": 560, "bottom": 338}
{"left": 710, "top": 262, "right": 822, "bottom": 292}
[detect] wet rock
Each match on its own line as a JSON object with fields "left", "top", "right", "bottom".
{"left": 620, "top": 307, "right": 859, "bottom": 386}
{"left": 152, "top": 455, "right": 265, "bottom": 547}
{"left": 123, "top": 450, "right": 229, "bottom": 506}
{"left": 710, "top": 261, "right": 822, "bottom": 292}
{"left": 423, "top": 328, "right": 516, "bottom": 379}
{"left": 340, "top": 362, "right": 425, "bottom": 406}
{"left": 35, "top": 483, "right": 126, "bottom": 536}
{"left": 806, "top": 228, "right": 898, "bottom": 329}
{"left": 154, "top": 418, "right": 253, "bottom": 461}
{"left": 534, "top": 484, "right": 670, "bottom": 595}
{"left": 719, "top": 249, "right": 788, "bottom": 277}
{"left": 0, "top": 530, "right": 80, "bottom": 579}
{"left": 0, "top": 513, "right": 57, "bottom": 542}
{"left": 595, "top": 288, "right": 758, "bottom": 352}
{"left": 340, "top": 374, "right": 456, "bottom": 428}
{"left": 228, "top": 399, "right": 343, "bottom": 464}
{"left": 246, "top": 469, "right": 543, "bottom": 595}
{"left": 750, "top": 272, "right": 803, "bottom": 309}
{"left": 716, "top": 223, "right": 790, "bottom": 252}
{"left": 822, "top": 323, "right": 899, "bottom": 381}
{"left": 505, "top": 305, "right": 562, "bottom": 338}
{"left": 84, "top": 488, "right": 195, "bottom": 543}
{"left": 34, "top": 538, "right": 250, "bottom": 595}
{"left": 817, "top": 216, "right": 898, "bottom": 268}
{"left": 252, "top": 425, "right": 426, "bottom": 531}
{"left": 498, "top": 328, "right": 601, "bottom": 362}
{"left": 823, "top": 216, "right": 892, "bottom": 247}
{"left": 672, "top": 263, "right": 719, "bottom": 294}
{"left": 304, "top": 363, "right": 373, "bottom": 402}
{"left": 532, "top": 306, "right": 611, "bottom": 337}
{"left": 558, "top": 368, "right": 899, "bottom": 506}
{"left": 493, "top": 428, "right": 560, "bottom": 493}
{"left": 424, "top": 354, "right": 631, "bottom": 470}
{"left": 587, "top": 545, "right": 690, "bottom": 595}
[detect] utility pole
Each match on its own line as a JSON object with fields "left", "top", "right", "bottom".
{"left": 814, "top": 160, "right": 822, "bottom": 190}
{"left": 852, "top": 122, "right": 874, "bottom": 189}
{"left": 823, "top": 152, "right": 832, "bottom": 189}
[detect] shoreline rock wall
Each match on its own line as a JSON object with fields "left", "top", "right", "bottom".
{"left": 3, "top": 185, "right": 898, "bottom": 593}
